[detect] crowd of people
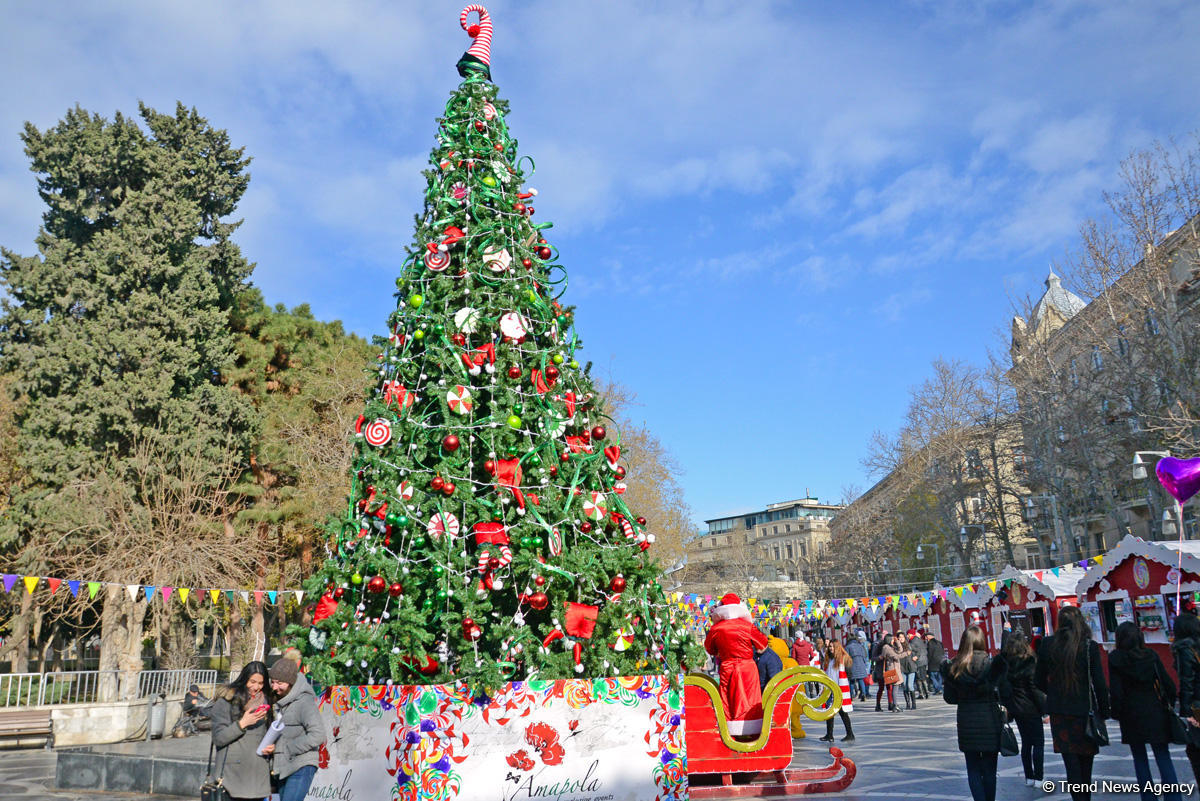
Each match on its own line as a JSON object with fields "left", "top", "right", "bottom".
{"left": 704, "top": 592, "right": 1200, "bottom": 801}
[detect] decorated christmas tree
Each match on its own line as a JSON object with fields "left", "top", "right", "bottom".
{"left": 297, "top": 6, "right": 699, "bottom": 690}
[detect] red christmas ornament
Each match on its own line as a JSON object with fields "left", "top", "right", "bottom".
{"left": 549, "top": 466, "right": 558, "bottom": 476}
{"left": 451, "top": 333, "right": 467, "bottom": 347}
{"left": 367, "top": 575, "right": 386, "bottom": 593}
{"left": 462, "top": 617, "right": 475, "bottom": 628}
{"left": 474, "top": 120, "right": 486, "bottom": 131}
{"left": 560, "top": 451, "right": 570, "bottom": 462}
{"left": 488, "top": 556, "right": 501, "bottom": 570}
{"left": 537, "top": 245, "right": 552, "bottom": 260}
{"left": 333, "top": 587, "right": 345, "bottom": 599}
{"left": 484, "top": 459, "right": 496, "bottom": 475}
{"left": 615, "top": 466, "right": 626, "bottom": 479}
{"left": 442, "top": 434, "right": 461, "bottom": 452}
{"left": 636, "top": 516, "right": 647, "bottom": 526}
{"left": 507, "top": 365, "right": 521, "bottom": 379}
{"left": 534, "top": 575, "right": 546, "bottom": 586}
{"left": 610, "top": 575, "right": 626, "bottom": 593}
{"left": 521, "top": 257, "right": 532, "bottom": 268}
{"left": 513, "top": 202, "right": 525, "bottom": 213}
{"left": 528, "top": 592, "right": 549, "bottom": 610}
{"left": 493, "top": 143, "right": 503, "bottom": 152}
{"left": 545, "top": 365, "right": 559, "bottom": 381}
{"left": 442, "top": 482, "right": 456, "bottom": 496}
{"left": 431, "top": 476, "right": 445, "bottom": 491}
{"left": 591, "top": 426, "right": 607, "bottom": 441}
{"left": 580, "top": 521, "right": 593, "bottom": 533}
{"left": 388, "top": 582, "right": 404, "bottom": 597}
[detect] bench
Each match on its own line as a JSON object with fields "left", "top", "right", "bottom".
{"left": 0, "top": 708, "right": 54, "bottom": 749}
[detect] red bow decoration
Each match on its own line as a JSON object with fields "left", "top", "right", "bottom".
{"left": 530, "top": 368, "right": 556, "bottom": 395}
{"left": 563, "top": 390, "right": 576, "bottom": 418}
{"left": 460, "top": 342, "right": 496, "bottom": 375}
{"left": 564, "top": 602, "right": 599, "bottom": 639}
{"left": 494, "top": 457, "right": 526, "bottom": 513}
{"left": 312, "top": 592, "right": 338, "bottom": 624}
{"left": 565, "top": 435, "right": 593, "bottom": 454}
{"left": 382, "top": 380, "right": 413, "bottom": 408}
{"left": 427, "top": 224, "right": 466, "bottom": 253}
{"left": 603, "top": 445, "right": 620, "bottom": 470}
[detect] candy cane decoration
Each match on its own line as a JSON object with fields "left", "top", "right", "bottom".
{"left": 460, "top": 5, "right": 493, "bottom": 66}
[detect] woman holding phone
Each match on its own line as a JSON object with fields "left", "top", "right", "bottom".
{"left": 210, "top": 661, "right": 274, "bottom": 801}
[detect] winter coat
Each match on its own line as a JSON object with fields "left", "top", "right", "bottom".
{"left": 846, "top": 639, "right": 871, "bottom": 681}
{"left": 879, "top": 644, "right": 901, "bottom": 683}
{"left": 896, "top": 641, "right": 915, "bottom": 674}
{"left": 791, "top": 639, "right": 815, "bottom": 666}
{"left": 756, "top": 646, "right": 784, "bottom": 690}
{"left": 1035, "top": 636, "right": 1110, "bottom": 718}
{"left": 909, "top": 637, "right": 929, "bottom": 669}
{"left": 272, "top": 673, "right": 326, "bottom": 780}
{"left": 941, "top": 654, "right": 1008, "bottom": 753}
{"left": 1108, "top": 648, "right": 1176, "bottom": 746}
{"left": 1173, "top": 636, "right": 1200, "bottom": 718}
{"left": 998, "top": 652, "right": 1044, "bottom": 718}
{"left": 927, "top": 637, "right": 947, "bottom": 669}
{"left": 210, "top": 692, "right": 272, "bottom": 799}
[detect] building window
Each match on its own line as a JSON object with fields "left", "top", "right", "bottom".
{"left": 786, "top": 544, "right": 794, "bottom": 559}
{"left": 773, "top": 547, "right": 781, "bottom": 561}
{"left": 773, "top": 525, "right": 778, "bottom": 535}
{"left": 801, "top": 543, "right": 808, "bottom": 557}
{"left": 818, "top": 543, "right": 826, "bottom": 557}
{"left": 1092, "top": 345, "right": 1104, "bottom": 371}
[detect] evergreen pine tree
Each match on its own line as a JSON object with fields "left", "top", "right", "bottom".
{"left": 298, "top": 7, "right": 699, "bottom": 689}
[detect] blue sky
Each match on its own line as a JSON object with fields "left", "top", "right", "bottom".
{"left": 2, "top": 1, "right": 1198, "bottom": 526}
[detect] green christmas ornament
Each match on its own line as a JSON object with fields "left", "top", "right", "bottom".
{"left": 482, "top": 175, "right": 497, "bottom": 187}
{"left": 569, "top": 360, "right": 579, "bottom": 369}
{"left": 413, "top": 329, "right": 425, "bottom": 340}
{"left": 506, "top": 414, "right": 522, "bottom": 429}
{"left": 350, "top": 573, "right": 363, "bottom": 585}
{"left": 552, "top": 353, "right": 564, "bottom": 365}
{"left": 408, "top": 294, "right": 424, "bottom": 308}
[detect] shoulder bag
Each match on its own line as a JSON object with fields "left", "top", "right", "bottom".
{"left": 1155, "top": 675, "right": 1192, "bottom": 746}
{"left": 1083, "top": 645, "right": 1109, "bottom": 747}
{"left": 200, "top": 740, "right": 231, "bottom": 801}
{"left": 997, "top": 690, "right": 1019, "bottom": 756}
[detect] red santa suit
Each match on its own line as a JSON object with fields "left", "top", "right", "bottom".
{"left": 704, "top": 594, "right": 768, "bottom": 735}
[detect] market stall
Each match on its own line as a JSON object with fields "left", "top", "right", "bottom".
{"left": 985, "top": 564, "right": 1084, "bottom": 648}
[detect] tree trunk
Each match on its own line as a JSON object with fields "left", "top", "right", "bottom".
{"left": 1, "top": 592, "right": 34, "bottom": 672}
{"left": 98, "top": 586, "right": 147, "bottom": 701}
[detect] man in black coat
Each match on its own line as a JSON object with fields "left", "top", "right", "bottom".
{"left": 926, "top": 632, "right": 946, "bottom": 695}
{"left": 756, "top": 643, "right": 784, "bottom": 690}
{"left": 909, "top": 631, "right": 930, "bottom": 699}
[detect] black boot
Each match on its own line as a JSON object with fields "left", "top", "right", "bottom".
{"left": 820, "top": 719, "right": 834, "bottom": 742}
{"left": 841, "top": 715, "right": 855, "bottom": 743}
{"left": 909, "top": 688, "right": 917, "bottom": 709}
{"left": 903, "top": 688, "right": 913, "bottom": 709}
{"left": 875, "top": 690, "right": 882, "bottom": 711}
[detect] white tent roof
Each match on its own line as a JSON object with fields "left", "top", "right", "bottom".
{"left": 995, "top": 564, "right": 1085, "bottom": 600}
{"left": 1076, "top": 535, "right": 1200, "bottom": 595}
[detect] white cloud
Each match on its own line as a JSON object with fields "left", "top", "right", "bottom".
{"left": 875, "top": 288, "right": 933, "bottom": 323}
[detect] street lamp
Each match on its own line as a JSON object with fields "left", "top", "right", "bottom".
{"left": 916, "top": 543, "right": 942, "bottom": 582}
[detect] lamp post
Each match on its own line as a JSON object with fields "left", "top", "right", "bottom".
{"left": 960, "top": 525, "right": 993, "bottom": 577}
{"left": 1024, "top": 493, "right": 1065, "bottom": 567}
{"left": 881, "top": 556, "right": 903, "bottom": 593}
{"left": 916, "top": 543, "right": 942, "bottom": 583}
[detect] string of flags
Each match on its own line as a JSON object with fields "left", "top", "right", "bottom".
{"left": 0, "top": 574, "right": 305, "bottom": 607}
{"left": 668, "top": 555, "right": 1104, "bottom": 635}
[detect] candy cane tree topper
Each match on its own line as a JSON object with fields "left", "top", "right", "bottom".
{"left": 457, "top": 5, "right": 493, "bottom": 79}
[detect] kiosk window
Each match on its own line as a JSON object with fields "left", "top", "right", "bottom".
{"left": 1099, "top": 599, "right": 1120, "bottom": 641}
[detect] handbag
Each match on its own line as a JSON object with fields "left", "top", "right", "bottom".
{"left": 1083, "top": 645, "right": 1110, "bottom": 747}
{"left": 200, "top": 741, "right": 231, "bottom": 801}
{"left": 1156, "top": 678, "right": 1191, "bottom": 746}
{"left": 883, "top": 667, "right": 901, "bottom": 685}
{"left": 1000, "top": 719, "right": 1020, "bottom": 757}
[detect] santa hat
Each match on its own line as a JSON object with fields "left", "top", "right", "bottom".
{"left": 712, "top": 593, "right": 751, "bottom": 622}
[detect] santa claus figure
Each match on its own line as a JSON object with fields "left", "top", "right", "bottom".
{"left": 704, "top": 593, "right": 769, "bottom": 735}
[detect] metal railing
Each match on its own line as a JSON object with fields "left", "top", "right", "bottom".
{"left": 0, "top": 668, "right": 219, "bottom": 708}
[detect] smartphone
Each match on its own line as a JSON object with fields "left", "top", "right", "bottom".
{"left": 254, "top": 704, "right": 268, "bottom": 714}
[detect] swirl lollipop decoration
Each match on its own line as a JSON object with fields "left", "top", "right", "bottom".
{"left": 457, "top": 5, "right": 493, "bottom": 79}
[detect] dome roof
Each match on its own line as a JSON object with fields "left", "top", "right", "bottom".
{"left": 1030, "top": 269, "right": 1086, "bottom": 324}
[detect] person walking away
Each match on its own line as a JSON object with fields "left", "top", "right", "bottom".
{"left": 875, "top": 633, "right": 902, "bottom": 712}
{"left": 704, "top": 593, "right": 769, "bottom": 735}
{"left": 941, "top": 625, "right": 1007, "bottom": 801}
{"left": 1108, "top": 621, "right": 1184, "bottom": 801}
{"left": 261, "top": 657, "right": 326, "bottom": 801}
{"left": 846, "top": 631, "right": 871, "bottom": 702}
{"left": 998, "top": 629, "right": 1045, "bottom": 787}
{"left": 896, "top": 634, "right": 917, "bottom": 710}
{"left": 210, "top": 661, "right": 274, "bottom": 801}
{"left": 1173, "top": 611, "right": 1200, "bottom": 785}
{"left": 910, "top": 630, "right": 930, "bottom": 699}
{"left": 820, "top": 642, "right": 856, "bottom": 743}
{"left": 926, "top": 631, "right": 946, "bottom": 695}
{"left": 1035, "top": 605, "right": 1109, "bottom": 801}
{"left": 791, "top": 632, "right": 815, "bottom": 667}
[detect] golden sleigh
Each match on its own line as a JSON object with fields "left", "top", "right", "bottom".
{"left": 684, "top": 666, "right": 857, "bottom": 796}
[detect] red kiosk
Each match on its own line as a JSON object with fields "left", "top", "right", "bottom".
{"left": 935, "top": 585, "right": 989, "bottom": 655}
{"left": 985, "top": 564, "right": 1084, "bottom": 648}
{"left": 1076, "top": 534, "right": 1200, "bottom": 680}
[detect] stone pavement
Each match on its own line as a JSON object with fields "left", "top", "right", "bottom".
{"left": 788, "top": 695, "right": 1199, "bottom": 800}
{"left": 0, "top": 749, "right": 175, "bottom": 800}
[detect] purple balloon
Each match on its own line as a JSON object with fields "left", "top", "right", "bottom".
{"left": 1156, "top": 456, "right": 1200, "bottom": 504}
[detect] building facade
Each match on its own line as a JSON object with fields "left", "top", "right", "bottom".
{"left": 692, "top": 496, "right": 843, "bottom": 582}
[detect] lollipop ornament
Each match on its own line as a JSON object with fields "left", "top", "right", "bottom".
{"left": 457, "top": 5, "right": 494, "bottom": 80}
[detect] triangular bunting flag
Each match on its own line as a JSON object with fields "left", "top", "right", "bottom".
{"left": 1051, "top": 567, "right": 1061, "bottom": 577}
{"left": 143, "top": 586, "right": 156, "bottom": 602}
{"left": 239, "top": 591, "right": 249, "bottom": 604}
{"left": 47, "top": 577, "right": 61, "bottom": 595}
{"left": 226, "top": 590, "right": 235, "bottom": 604}
{"left": 68, "top": 580, "right": 81, "bottom": 597}
{"left": 267, "top": 591, "right": 277, "bottom": 604}
{"left": 3, "top": 574, "right": 18, "bottom": 593}
{"left": 178, "top": 588, "right": 190, "bottom": 604}
{"left": 210, "top": 589, "right": 220, "bottom": 604}
{"left": 87, "top": 581, "right": 101, "bottom": 599}
{"left": 161, "top": 587, "right": 173, "bottom": 603}
{"left": 24, "top": 576, "right": 39, "bottom": 594}
{"left": 127, "top": 584, "right": 140, "bottom": 601}
{"left": 954, "top": 587, "right": 965, "bottom": 597}
{"left": 294, "top": 590, "right": 305, "bottom": 604}
{"left": 254, "top": 590, "right": 263, "bottom": 605}
{"left": 987, "top": 581, "right": 997, "bottom": 592}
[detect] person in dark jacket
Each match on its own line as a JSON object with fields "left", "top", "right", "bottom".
{"left": 926, "top": 631, "right": 946, "bottom": 694}
{"left": 874, "top": 633, "right": 901, "bottom": 712}
{"left": 1173, "top": 612, "right": 1200, "bottom": 785}
{"left": 999, "top": 630, "right": 1045, "bottom": 787}
{"left": 755, "top": 642, "right": 784, "bottom": 690}
{"left": 1035, "top": 605, "right": 1109, "bottom": 801}
{"left": 210, "top": 662, "right": 274, "bottom": 801}
{"left": 941, "top": 625, "right": 1007, "bottom": 801}
{"left": 909, "top": 631, "right": 930, "bottom": 699}
{"left": 846, "top": 631, "right": 871, "bottom": 702}
{"left": 1108, "top": 622, "right": 1183, "bottom": 801}
{"left": 896, "top": 634, "right": 918, "bottom": 710}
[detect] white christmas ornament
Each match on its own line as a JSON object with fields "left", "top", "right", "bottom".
{"left": 454, "top": 307, "right": 481, "bottom": 334}
{"left": 498, "top": 312, "right": 530, "bottom": 340}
